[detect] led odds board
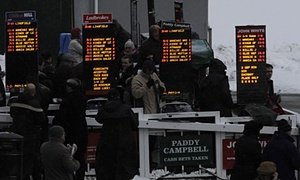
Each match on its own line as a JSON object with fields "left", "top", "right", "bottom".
{"left": 5, "top": 11, "right": 38, "bottom": 92}
{"left": 236, "top": 25, "right": 267, "bottom": 105}
{"left": 159, "top": 21, "right": 192, "bottom": 100}
{"left": 82, "top": 14, "right": 115, "bottom": 96}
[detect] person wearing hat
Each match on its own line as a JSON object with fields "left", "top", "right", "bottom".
{"left": 230, "top": 120, "right": 264, "bottom": 180}
{"left": 262, "top": 119, "right": 300, "bottom": 180}
{"left": 255, "top": 161, "right": 278, "bottom": 180}
{"left": 95, "top": 88, "right": 138, "bottom": 180}
{"left": 131, "top": 59, "right": 165, "bottom": 114}
{"left": 40, "top": 125, "right": 80, "bottom": 180}
{"left": 53, "top": 78, "right": 87, "bottom": 180}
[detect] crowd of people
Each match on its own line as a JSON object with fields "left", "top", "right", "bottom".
{"left": 231, "top": 119, "right": 300, "bottom": 180}
{"left": 0, "top": 18, "right": 294, "bottom": 180}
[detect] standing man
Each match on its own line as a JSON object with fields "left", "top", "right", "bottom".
{"left": 197, "top": 58, "right": 233, "bottom": 117}
{"left": 262, "top": 119, "right": 300, "bottom": 180}
{"left": 265, "top": 63, "right": 283, "bottom": 114}
{"left": 231, "top": 120, "right": 263, "bottom": 180}
{"left": 41, "top": 125, "right": 80, "bottom": 180}
{"left": 10, "top": 83, "right": 46, "bottom": 180}
{"left": 135, "top": 24, "right": 161, "bottom": 71}
{"left": 53, "top": 78, "right": 87, "bottom": 180}
{"left": 131, "top": 59, "right": 165, "bottom": 114}
{"left": 95, "top": 88, "right": 138, "bottom": 180}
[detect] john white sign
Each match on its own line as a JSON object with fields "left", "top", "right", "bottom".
{"left": 160, "top": 135, "right": 214, "bottom": 166}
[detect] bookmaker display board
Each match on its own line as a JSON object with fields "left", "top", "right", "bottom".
{"left": 159, "top": 21, "right": 192, "bottom": 101}
{"left": 236, "top": 25, "right": 267, "bottom": 104}
{"left": 5, "top": 11, "right": 38, "bottom": 92}
{"left": 82, "top": 14, "right": 115, "bottom": 96}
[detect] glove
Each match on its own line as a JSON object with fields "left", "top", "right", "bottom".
{"left": 146, "top": 79, "right": 155, "bottom": 88}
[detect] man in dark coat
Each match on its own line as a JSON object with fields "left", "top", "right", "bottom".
{"left": 10, "top": 83, "right": 46, "bottom": 180}
{"left": 197, "top": 58, "right": 233, "bottom": 117}
{"left": 53, "top": 78, "right": 87, "bottom": 180}
{"left": 262, "top": 119, "right": 300, "bottom": 180}
{"left": 95, "top": 88, "right": 138, "bottom": 180}
{"left": 41, "top": 125, "right": 80, "bottom": 180}
{"left": 230, "top": 120, "right": 263, "bottom": 180}
{"left": 135, "top": 24, "right": 161, "bottom": 72}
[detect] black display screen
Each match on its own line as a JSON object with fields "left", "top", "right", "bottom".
{"left": 5, "top": 11, "right": 38, "bottom": 92}
{"left": 236, "top": 25, "right": 267, "bottom": 104}
{"left": 159, "top": 22, "right": 192, "bottom": 100}
{"left": 82, "top": 23, "right": 116, "bottom": 96}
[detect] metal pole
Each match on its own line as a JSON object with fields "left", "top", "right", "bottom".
{"left": 94, "top": 0, "right": 98, "bottom": 13}
{"left": 130, "top": 0, "right": 139, "bottom": 46}
{"left": 147, "top": 0, "right": 155, "bottom": 27}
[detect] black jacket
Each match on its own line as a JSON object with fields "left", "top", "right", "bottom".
{"left": 95, "top": 100, "right": 138, "bottom": 180}
{"left": 263, "top": 131, "right": 300, "bottom": 180}
{"left": 231, "top": 134, "right": 262, "bottom": 180}
{"left": 10, "top": 93, "right": 45, "bottom": 140}
{"left": 53, "top": 89, "right": 88, "bottom": 158}
{"left": 198, "top": 72, "right": 233, "bottom": 117}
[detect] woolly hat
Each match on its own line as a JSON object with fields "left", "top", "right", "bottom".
{"left": 71, "top": 27, "right": 81, "bottom": 39}
{"left": 124, "top": 39, "right": 135, "bottom": 49}
{"left": 243, "top": 120, "right": 263, "bottom": 136}
{"left": 49, "top": 126, "right": 65, "bottom": 140}
{"left": 66, "top": 78, "right": 81, "bottom": 89}
{"left": 257, "top": 161, "right": 277, "bottom": 175}
{"left": 277, "top": 119, "right": 292, "bottom": 132}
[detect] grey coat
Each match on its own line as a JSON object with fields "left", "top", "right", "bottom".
{"left": 40, "top": 140, "right": 80, "bottom": 180}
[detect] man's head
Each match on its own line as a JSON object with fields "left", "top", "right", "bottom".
{"left": 277, "top": 119, "right": 292, "bottom": 135}
{"left": 49, "top": 125, "right": 65, "bottom": 142}
{"left": 71, "top": 27, "right": 81, "bottom": 39}
{"left": 121, "top": 55, "right": 133, "bottom": 71}
{"left": 257, "top": 161, "right": 277, "bottom": 177}
{"left": 124, "top": 39, "right": 136, "bottom": 55}
{"left": 142, "top": 59, "right": 155, "bottom": 75}
{"left": 266, "top": 63, "right": 273, "bottom": 80}
{"left": 66, "top": 78, "right": 81, "bottom": 93}
{"left": 243, "top": 120, "right": 263, "bottom": 137}
{"left": 107, "top": 88, "right": 121, "bottom": 101}
{"left": 25, "top": 83, "right": 36, "bottom": 97}
{"left": 149, "top": 25, "right": 160, "bottom": 41}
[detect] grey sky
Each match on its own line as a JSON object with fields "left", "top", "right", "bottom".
{"left": 208, "top": 0, "right": 300, "bottom": 47}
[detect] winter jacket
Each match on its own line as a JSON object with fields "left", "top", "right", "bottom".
{"left": 68, "top": 39, "right": 82, "bottom": 66}
{"left": 131, "top": 72, "right": 165, "bottom": 114}
{"left": 138, "top": 37, "right": 161, "bottom": 64}
{"left": 95, "top": 100, "right": 138, "bottom": 180}
{"left": 40, "top": 140, "right": 80, "bottom": 180}
{"left": 10, "top": 93, "right": 45, "bottom": 140}
{"left": 198, "top": 72, "right": 233, "bottom": 117}
{"left": 230, "top": 135, "right": 262, "bottom": 180}
{"left": 263, "top": 131, "right": 300, "bottom": 180}
{"left": 10, "top": 93, "right": 46, "bottom": 176}
{"left": 53, "top": 89, "right": 88, "bottom": 180}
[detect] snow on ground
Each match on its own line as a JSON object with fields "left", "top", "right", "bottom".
{"left": 213, "top": 43, "right": 300, "bottom": 94}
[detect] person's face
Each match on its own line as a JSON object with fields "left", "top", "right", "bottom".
{"left": 266, "top": 67, "right": 273, "bottom": 80}
{"left": 124, "top": 47, "right": 135, "bottom": 55}
{"left": 144, "top": 67, "right": 154, "bottom": 75}
{"left": 152, "top": 28, "right": 160, "bottom": 41}
{"left": 121, "top": 58, "right": 132, "bottom": 70}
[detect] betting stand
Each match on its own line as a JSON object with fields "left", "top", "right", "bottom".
{"left": 236, "top": 25, "right": 267, "bottom": 105}
{"left": 159, "top": 21, "right": 192, "bottom": 103}
{"left": 82, "top": 13, "right": 115, "bottom": 98}
{"left": 5, "top": 11, "right": 38, "bottom": 93}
